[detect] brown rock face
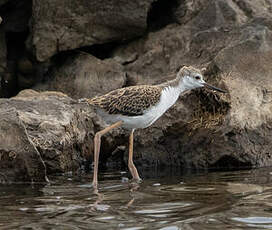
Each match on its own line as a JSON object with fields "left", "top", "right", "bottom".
{"left": 0, "top": 90, "right": 96, "bottom": 182}
{"left": 111, "top": 0, "right": 272, "bottom": 170}
{"left": 29, "top": 0, "right": 155, "bottom": 61}
{"left": 130, "top": 23, "right": 272, "bottom": 170}
{"left": 35, "top": 53, "right": 126, "bottom": 99}
{"left": 0, "top": 106, "right": 47, "bottom": 183}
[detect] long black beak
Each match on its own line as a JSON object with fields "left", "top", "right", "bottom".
{"left": 204, "top": 83, "right": 227, "bottom": 93}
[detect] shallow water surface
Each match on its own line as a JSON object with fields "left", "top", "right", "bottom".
{"left": 1, "top": 168, "right": 272, "bottom": 229}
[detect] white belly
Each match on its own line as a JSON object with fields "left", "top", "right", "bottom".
{"left": 96, "top": 109, "right": 158, "bottom": 129}
{"left": 97, "top": 86, "right": 181, "bottom": 130}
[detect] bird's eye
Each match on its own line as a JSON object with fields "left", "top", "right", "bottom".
{"left": 195, "top": 75, "right": 201, "bottom": 80}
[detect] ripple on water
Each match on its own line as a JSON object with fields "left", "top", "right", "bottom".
{"left": 232, "top": 217, "right": 272, "bottom": 229}
{"left": 1, "top": 168, "right": 272, "bottom": 229}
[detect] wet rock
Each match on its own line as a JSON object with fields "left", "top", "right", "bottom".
{"left": 13, "top": 90, "right": 96, "bottom": 174}
{"left": 0, "top": 90, "right": 104, "bottom": 182}
{"left": 0, "top": 106, "right": 47, "bottom": 183}
{"left": 29, "top": 0, "right": 155, "bottom": 61}
{"left": 35, "top": 53, "right": 126, "bottom": 99}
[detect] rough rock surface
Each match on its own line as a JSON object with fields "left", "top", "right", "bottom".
{"left": 0, "top": 106, "right": 47, "bottom": 183}
{"left": 29, "top": 0, "right": 155, "bottom": 61}
{"left": 113, "top": 0, "right": 272, "bottom": 83}
{"left": 0, "top": 90, "right": 98, "bottom": 182}
{"left": 35, "top": 53, "right": 126, "bottom": 99}
{"left": 111, "top": 0, "right": 272, "bottom": 170}
{"left": 129, "top": 24, "right": 272, "bottom": 170}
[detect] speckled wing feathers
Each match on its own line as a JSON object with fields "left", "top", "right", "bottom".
{"left": 86, "top": 85, "right": 162, "bottom": 116}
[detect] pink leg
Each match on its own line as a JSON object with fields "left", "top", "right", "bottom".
{"left": 128, "top": 129, "right": 141, "bottom": 182}
{"left": 92, "top": 121, "right": 123, "bottom": 189}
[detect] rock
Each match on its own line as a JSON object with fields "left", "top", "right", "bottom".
{"left": 29, "top": 0, "right": 155, "bottom": 61}
{"left": 13, "top": 90, "right": 96, "bottom": 174}
{"left": 0, "top": 106, "right": 47, "bottom": 183}
{"left": 17, "top": 56, "right": 33, "bottom": 75}
{"left": 0, "top": 90, "right": 108, "bottom": 182}
{"left": 2, "top": 0, "right": 272, "bottom": 177}
{"left": 35, "top": 53, "right": 126, "bottom": 99}
{"left": 17, "top": 56, "right": 35, "bottom": 89}
{"left": 112, "top": 0, "right": 272, "bottom": 84}
{"left": 108, "top": 0, "right": 272, "bottom": 170}
{"left": 130, "top": 23, "right": 272, "bottom": 170}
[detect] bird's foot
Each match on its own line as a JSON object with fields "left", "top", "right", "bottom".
{"left": 131, "top": 177, "right": 143, "bottom": 184}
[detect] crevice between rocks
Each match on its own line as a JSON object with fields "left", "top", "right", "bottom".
{"left": 0, "top": 0, "right": 32, "bottom": 98}
{"left": 210, "top": 155, "right": 252, "bottom": 170}
{"left": 232, "top": 0, "right": 253, "bottom": 18}
{"left": 79, "top": 42, "right": 119, "bottom": 60}
{"left": 147, "top": 0, "right": 179, "bottom": 31}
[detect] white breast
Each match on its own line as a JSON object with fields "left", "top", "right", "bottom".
{"left": 98, "top": 86, "right": 181, "bottom": 130}
{"left": 141, "top": 86, "right": 180, "bottom": 127}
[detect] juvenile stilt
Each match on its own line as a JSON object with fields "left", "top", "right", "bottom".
{"left": 93, "top": 121, "right": 123, "bottom": 189}
{"left": 128, "top": 129, "right": 141, "bottom": 182}
{"left": 81, "top": 66, "right": 227, "bottom": 189}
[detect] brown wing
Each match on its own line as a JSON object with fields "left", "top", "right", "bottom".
{"left": 86, "top": 85, "right": 162, "bottom": 116}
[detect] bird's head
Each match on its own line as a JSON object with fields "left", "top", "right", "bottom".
{"left": 177, "top": 66, "right": 226, "bottom": 93}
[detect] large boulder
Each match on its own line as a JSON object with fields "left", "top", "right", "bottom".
{"left": 107, "top": 0, "right": 272, "bottom": 170}
{"left": 0, "top": 89, "right": 127, "bottom": 182}
{"left": 130, "top": 23, "right": 272, "bottom": 170}
{"left": 35, "top": 53, "right": 126, "bottom": 99}
{"left": 0, "top": 106, "right": 47, "bottom": 183}
{"left": 112, "top": 0, "right": 272, "bottom": 84}
{"left": 0, "top": 90, "right": 97, "bottom": 182}
{"left": 29, "top": 0, "right": 155, "bottom": 61}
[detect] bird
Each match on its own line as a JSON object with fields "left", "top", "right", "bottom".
{"left": 80, "top": 66, "right": 227, "bottom": 189}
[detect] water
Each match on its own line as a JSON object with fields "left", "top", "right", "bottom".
{"left": 1, "top": 167, "right": 272, "bottom": 230}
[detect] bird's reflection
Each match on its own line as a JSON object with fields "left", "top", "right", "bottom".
{"left": 91, "top": 188, "right": 104, "bottom": 211}
{"left": 126, "top": 182, "right": 140, "bottom": 208}
{"left": 90, "top": 181, "right": 140, "bottom": 211}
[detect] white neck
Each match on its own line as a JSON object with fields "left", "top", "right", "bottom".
{"left": 177, "top": 80, "right": 187, "bottom": 93}
{"left": 141, "top": 85, "right": 182, "bottom": 128}
{"left": 160, "top": 85, "right": 181, "bottom": 110}
{"left": 164, "top": 76, "right": 191, "bottom": 93}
